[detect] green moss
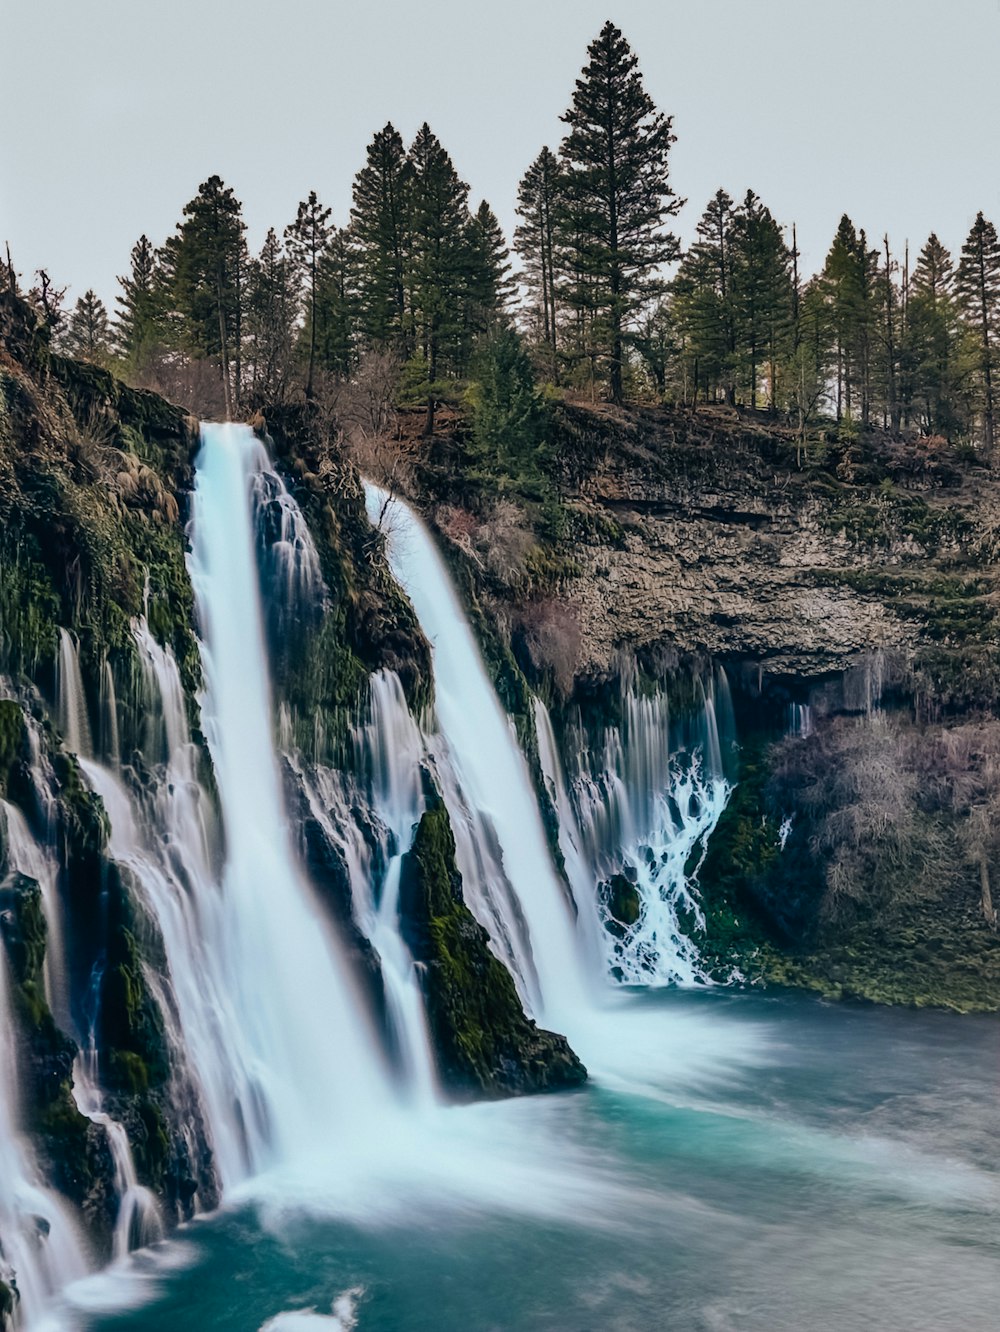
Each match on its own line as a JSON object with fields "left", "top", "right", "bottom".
{"left": 400, "top": 801, "right": 586, "bottom": 1098}
{"left": 0, "top": 700, "right": 26, "bottom": 796}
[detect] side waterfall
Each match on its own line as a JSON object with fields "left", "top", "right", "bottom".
{"left": 535, "top": 684, "right": 732, "bottom": 985}
{"left": 363, "top": 484, "right": 591, "bottom": 1028}
{"left": 0, "top": 804, "right": 89, "bottom": 1330}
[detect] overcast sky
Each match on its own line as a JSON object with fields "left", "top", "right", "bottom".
{"left": 3, "top": 0, "right": 999, "bottom": 311}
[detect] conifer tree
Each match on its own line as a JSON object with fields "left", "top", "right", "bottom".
{"left": 729, "top": 191, "right": 794, "bottom": 409}
{"left": 907, "top": 234, "right": 965, "bottom": 436}
{"left": 515, "top": 146, "right": 562, "bottom": 380}
{"left": 956, "top": 212, "right": 1000, "bottom": 451}
{"left": 115, "top": 235, "right": 162, "bottom": 369}
{"left": 406, "top": 123, "right": 473, "bottom": 433}
{"left": 820, "top": 216, "right": 864, "bottom": 422}
{"left": 245, "top": 228, "right": 299, "bottom": 404}
{"left": 350, "top": 123, "right": 412, "bottom": 350}
{"left": 285, "top": 191, "right": 333, "bottom": 398}
{"left": 673, "top": 189, "right": 736, "bottom": 403}
{"left": 165, "top": 175, "right": 247, "bottom": 415}
{"left": 467, "top": 200, "right": 515, "bottom": 332}
{"left": 313, "top": 226, "right": 356, "bottom": 377}
{"left": 63, "top": 289, "right": 111, "bottom": 362}
{"left": 558, "top": 21, "right": 681, "bottom": 403}
{"left": 469, "top": 326, "right": 547, "bottom": 479}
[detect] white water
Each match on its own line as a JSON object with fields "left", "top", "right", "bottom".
{"left": 537, "top": 682, "right": 732, "bottom": 985}
{"left": 291, "top": 671, "right": 437, "bottom": 1103}
{"left": 364, "top": 484, "right": 590, "bottom": 1029}
{"left": 72, "top": 1051, "right": 163, "bottom": 1262}
{"left": 184, "top": 423, "right": 391, "bottom": 1177}
{"left": 0, "top": 805, "right": 89, "bottom": 1331}
{"left": 55, "top": 630, "right": 91, "bottom": 759}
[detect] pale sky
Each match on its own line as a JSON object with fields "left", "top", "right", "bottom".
{"left": 3, "top": 0, "right": 999, "bottom": 312}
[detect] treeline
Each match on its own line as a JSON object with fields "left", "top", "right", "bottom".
{"left": 18, "top": 19, "right": 1000, "bottom": 452}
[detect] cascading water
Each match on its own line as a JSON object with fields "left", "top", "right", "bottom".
{"left": 363, "top": 484, "right": 590, "bottom": 1028}
{"left": 290, "top": 671, "right": 437, "bottom": 1104}
{"left": 181, "top": 422, "right": 391, "bottom": 1178}
{"left": 2, "top": 781, "right": 162, "bottom": 1269}
{"left": 56, "top": 630, "right": 92, "bottom": 759}
{"left": 0, "top": 804, "right": 89, "bottom": 1331}
{"left": 537, "top": 680, "right": 733, "bottom": 985}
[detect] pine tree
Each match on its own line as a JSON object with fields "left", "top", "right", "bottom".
{"left": 672, "top": 189, "right": 736, "bottom": 403}
{"left": 115, "top": 235, "right": 162, "bottom": 370}
{"left": 165, "top": 176, "right": 247, "bottom": 415}
{"left": 515, "top": 146, "right": 562, "bottom": 380}
{"left": 729, "top": 191, "right": 794, "bottom": 409}
{"left": 245, "top": 228, "right": 299, "bottom": 404}
{"left": 285, "top": 191, "right": 333, "bottom": 398}
{"left": 63, "top": 289, "right": 111, "bottom": 362}
{"left": 907, "top": 234, "right": 965, "bottom": 436}
{"left": 469, "top": 327, "right": 547, "bottom": 480}
{"left": 467, "top": 200, "right": 515, "bottom": 333}
{"left": 956, "top": 212, "right": 1000, "bottom": 452}
{"left": 406, "top": 123, "right": 473, "bottom": 433}
{"left": 350, "top": 123, "right": 412, "bottom": 350}
{"left": 558, "top": 21, "right": 681, "bottom": 403}
{"left": 313, "top": 226, "right": 356, "bottom": 377}
{"left": 820, "top": 215, "right": 870, "bottom": 422}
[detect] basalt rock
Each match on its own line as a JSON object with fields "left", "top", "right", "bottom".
{"left": 399, "top": 800, "right": 586, "bottom": 1098}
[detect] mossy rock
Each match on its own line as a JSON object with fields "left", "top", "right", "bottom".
{"left": 400, "top": 800, "right": 586, "bottom": 1098}
{"left": 601, "top": 873, "right": 641, "bottom": 937}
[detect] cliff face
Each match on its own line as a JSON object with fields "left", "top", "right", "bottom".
{"left": 414, "top": 401, "right": 1000, "bottom": 1011}
{"left": 548, "top": 404, "right": 998, "bottom": 696}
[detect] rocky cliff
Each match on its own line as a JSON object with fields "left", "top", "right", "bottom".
{"left": 408, "top": 400, "right": 1000, "bottom": 1011}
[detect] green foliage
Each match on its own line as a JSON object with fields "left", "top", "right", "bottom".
{"left": 956, "top": 211, "right": 1000, "bottom": 451}
{"left": 400, "top": 801, "right": 586, "bottom": 1097}
{"left": 0, "top": 699, "right": 26, "bottom": 793}
{"left": 467, "top": 328, "right": 549, "bottom": 486}
{"left": 350, "top": 123, "right": 412, "bottom": 349}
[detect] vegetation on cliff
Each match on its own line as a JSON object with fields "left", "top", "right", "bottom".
{"left": 399, "top": 799, "right": 586, "bottom": 1098}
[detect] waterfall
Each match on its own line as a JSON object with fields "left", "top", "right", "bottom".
{"left": 181, "top": 422, "right": 391, "bottom": 1178}
{"left": 0, "top": 806, "right": 89, "bottom": 1331}
{"left": 71, "top": 1049, "right": 163, "bottom": 1261}
{"left": 290, "top": 671, "right": 437, "bottom": 1104}
{"left": 363, "top": 484, "right": 590, "bottom": 1028}
{"left": 536, "top": 679, "right": 732, "bottom": 986}
{"left": 2, "top": 792, "right": 162, "bottom": 1270}
{"left": 56, "top": 630, "right": 92, "bottom": 758}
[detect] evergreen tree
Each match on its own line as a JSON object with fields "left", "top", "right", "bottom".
{"left": 285, "top": 190, "right": 333, "bottom": 398}
{"left": 819, "top": 215, "right": 871, "bottom": 422}
{"left": 406, "top": 123, "right": 473, "bottom": 432}
{"left": 245, "top": 228, "right": 299, "bottom": 404}
{"left": 115, "top": 235, "right": 162, "bottom": 369}
{"left": 672, "top": 189, "right": 736, "bottom": 403}
{"left": 469, "top": 326, "right": 547, "bottom": 480}
{"left": 467, "top": 200, "right": 515, "bottom": 332}
{"left": 313, "top": 226, "right": 356, "bottom": 377}
{"left": 515, "top": 146, "right": 562, "bottom": 380}
{"left": 350, "top": 123, "right": 412, "bottom": 350}
{"left": 907, "top": 234, "right": 965, "bottom": 436}
{"left": 165, "top": 176, "right": 247, "bottom": 415}
{"left": 956, "top": 212, "right": 1000, "bottom": 451}
{"left": 729, "top": 191, "right": 794, "bottom": 409}
{"left": 63, "top": 289, "right": 111, "bottom": 362}
{"left": 558, "top": 21, "right": 681, "bottom": 403}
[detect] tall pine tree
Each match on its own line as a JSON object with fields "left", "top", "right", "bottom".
{"left": 406, "top": 123, "right": 473, "bottom": 433}
{"left": 350, "top": 123, "right": 412, "bottom": 351}
{"left": 956, "top": 212, "right": 1000, "bottom": 452}
{"left": 285, "top": 191, "right": 333, "bottom": 399}
{"left": 558, "top": 21, "right": 680, "bottom": 403}
{"left": 729, "top": 191, "right": 793, "bottom": 409}
{"left": 515, "top": 146, "right": 562, "bottom": 380}
{"left": 63, "top": 289, "right": 111, "bottom": 362}
{"left": 115, "top": 235, "right": 162, "bottom": 370}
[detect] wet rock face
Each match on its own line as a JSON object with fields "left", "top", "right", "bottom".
{"left": 399, "top": 801, "right": 586, "bottom": 1099}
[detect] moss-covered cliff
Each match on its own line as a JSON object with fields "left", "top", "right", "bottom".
{"left": 399, "top": 799, "right": 586, "bottom": 1098}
